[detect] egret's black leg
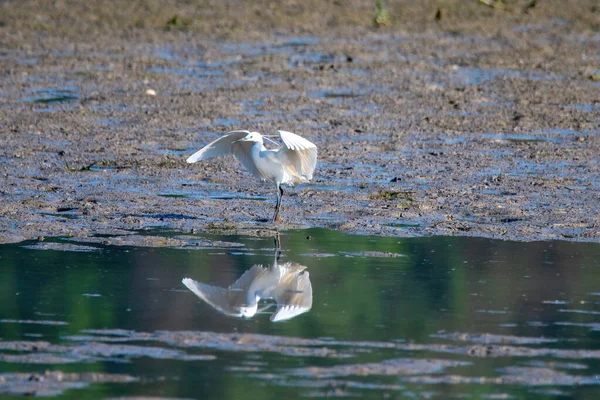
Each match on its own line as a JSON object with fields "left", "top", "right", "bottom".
{"left": 273, "top": 231, "right": 282, "bottom": 260}
{"left": 272, "top": 185, "right": 284, "bottom": 223}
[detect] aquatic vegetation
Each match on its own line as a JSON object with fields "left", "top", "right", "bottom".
{"left": 165, "top": 15, "right": 191, "bottom": 29}
{"left": 369, "top": 190, "right": 414, "bottom": 202}
{"left": 373, "top": 1, "right": 390, "bottom": 27}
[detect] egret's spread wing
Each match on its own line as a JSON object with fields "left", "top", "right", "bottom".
{"left": 267, "top": 262, "right": 312, "bottom": 322}
{"left": 270, "top": 269, "right": 313, "bottom": 322}
{"left": 246, "top": 267, "right": 281, "bottom": 299}
{"left": 182, "top": 278, "right": 243, "bottom": 317}
{"left": 246, "top": 260, "right": 299, "bottom": 299}
{"left": 275, "top": 130, "right": 317, "bottom": 181}
{"left": 260, "top": 262, "right": 307, "bottom": 297}
{"left": 186, "top": 130, "right": 250, "bottom": 163}
{"left": 269, "top": 262, "right": 310, "bottom": 299}
{"left": 182, "top": 266, "right": 266, "bottom": 318}
{"left": 278, "top": 130, "right": 316, "bottom": 152}
{"left": 270, "top": 303, "right": 311, "bottom": 322}
{"left": 229, "top": 265, "right": 267, "bottom": 292}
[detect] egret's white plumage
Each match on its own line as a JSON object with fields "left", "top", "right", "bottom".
{"left": 267, "top": 264, "right": 312, "bottom": 322}
{"left": 186, "top": 130, "right": 317, "bottom": 222}
{"left": 181, "top": 266, "right": 265, "bottom": 318}
{"left": 181, "top": 257, "right": 313, "bottom": 322}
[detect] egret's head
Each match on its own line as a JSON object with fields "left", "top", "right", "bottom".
{"left": 236, "top": 131, "right": 263, "bottom": 144}
{"left": 238, "top": 293, "right": 259, "bottom": 318}
{"left": 239, "top": 304, "right": 258, "bottom": 318}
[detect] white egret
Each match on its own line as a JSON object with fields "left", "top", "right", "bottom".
{"left": 186, "top": 130, "right": 317, "bottom": 222}
{"left": 181, "top": 259, "right": 312, "bottom": 322}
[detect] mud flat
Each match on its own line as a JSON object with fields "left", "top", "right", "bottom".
{"left": 4, "top": 329, "right": 600, "bottom": 396}
{"left": 1, "top": 0, "right": 599, "bottom": 243}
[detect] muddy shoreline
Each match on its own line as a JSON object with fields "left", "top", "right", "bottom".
{"left": 1, "top": 0, "right": 599, "bottom": 243}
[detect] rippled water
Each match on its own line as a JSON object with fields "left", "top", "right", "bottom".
{"left": 2, "top": 229, "right": 600, "bottom": 398}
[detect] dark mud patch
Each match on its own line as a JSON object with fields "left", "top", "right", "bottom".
{"left": 0, "top": 319, "right": 68, "bottom": 326}
{"left": 300, "top": 252, "right": 337, "bottom": 258}
{"left": 292, "top": 358, "right": 470, "bottom": 378}
{"left": 62, "top": 328, "right": 600, "bottom": 362}
{"left": 523, "top": 360, "right": 588, "bottom": 370}
{"left": 25, "top": 87, "right": 79, "bottom": 106}
{"left": 65, "top": 330, "right": 353, "bottom": 359}
{"left": 22, "top": 242, "right": 100, "bottom": 252}
{"left": 0, "top": 339, "right": 215, "bottom": 364}
{"left": 431, "top": 331, "right": 559, "bottom": 345}
{"left": 65, "top": 233, "right": 246, "bottom": 248}
{"left": 258, "top": 378, "right": 405, "bottom": 393}
{"left": 463, "top": 344, "right": 600, "bottom": 360}
{"left": 0, "top": 371, "right": 137, "bottom": 397}
{"left": 4, "top": 325, "right": 600, "bottom": 397}
{"left": 340, "top": 251, "right": 406, "bottom": 258}
{"left": 171, "top": 236, "right": 245, "bottom": 248}
{"left": 71, "top": 235, "right": 188, "bottom": 248}
{"left": 404, "top": 366, "right": 600, "bottom": 386}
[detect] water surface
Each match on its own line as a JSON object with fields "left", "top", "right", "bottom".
{"left": 1, "top": 229, "right": 600, "bottom": 398}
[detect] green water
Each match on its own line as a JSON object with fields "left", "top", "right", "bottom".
{"left": 1, "top": 229, "right": 600, "bottom": 398}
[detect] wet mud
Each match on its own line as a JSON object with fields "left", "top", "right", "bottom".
{"left": 3, "top": 328, "right": 600, "bottom": 396}
{"left": 0, "top": 370, "right": 137, "bottom": 397}
{"left": 1, "top": 1, "right": 599, "bottom": 243}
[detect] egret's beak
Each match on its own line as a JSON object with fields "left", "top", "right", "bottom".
{"left": 256, "top": 304, "right": 275, "bottom": 314}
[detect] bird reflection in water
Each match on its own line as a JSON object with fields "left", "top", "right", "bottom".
{"left": 182, "top": 244, "right": 312, "bottom": 322}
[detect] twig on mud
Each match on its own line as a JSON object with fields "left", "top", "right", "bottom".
{"left": 478, "top": 0, "right": 508, "bottom": 10}
{"left": 65, "top": 162, "right": 95, "bottom": 171}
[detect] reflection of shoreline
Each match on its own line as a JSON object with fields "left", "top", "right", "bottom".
{"left": 182, "top": 249, "right": 312, "bottom": 322}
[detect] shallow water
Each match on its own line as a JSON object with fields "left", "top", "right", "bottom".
{"left": 2, "top": 229, "right": 600, "bottom": 398}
